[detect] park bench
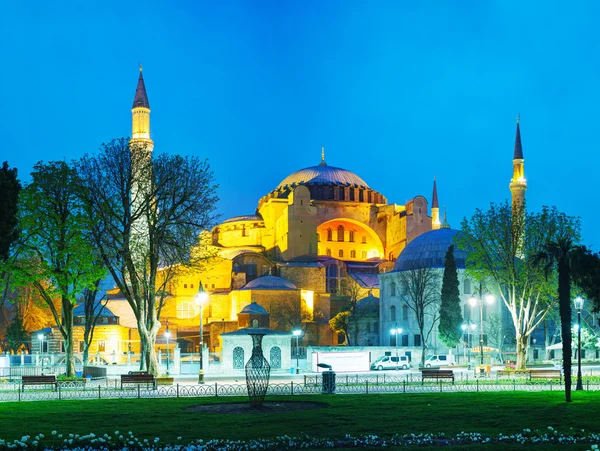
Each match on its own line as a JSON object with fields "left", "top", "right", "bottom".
{"left": 421, "top": 369, "right": 454, "bottom": 384}
{"left": 22, "top": 375, "right": 57, "bottom": 391}
{"left": 120, "top": 372, "right": 156, "bottom": 389}
{"left": 529, "top": 369, "right": 562, "bottom": 382}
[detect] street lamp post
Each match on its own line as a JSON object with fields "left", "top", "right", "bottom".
{"left": 293, "top": 329, "right": 301, "bottom": 373}
{"left": 574, "top": 296, "right": 584, "bottom": 391}
{"left": 390, "top": 328, "right": 403, "bottom": 356}
{"left": 195, "top": 282, "right": 209, "bottom": 384}
{"left": 38, "top": 333, "right": 44, "bottom": 354}
{"left": 164, "top": 329, "right": 171, "bottom": 375}
{"left": 469, "top": 283, "right": 495, "bottom": 367}
{"left": 461, "top": 324, "right": 467, "bottom": 364}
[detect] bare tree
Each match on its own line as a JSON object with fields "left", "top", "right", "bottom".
{"left": 77, "top": 139, "right": 219, "bottom": 375}
{"left": 80, "top": 281, "right": 109, "bottom": 365}
{"left": 397, "top": 265, "right": 441, "bottom": 366}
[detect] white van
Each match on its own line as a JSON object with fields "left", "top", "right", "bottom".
{"left": 423, "top": 354, "right": 456, "bottom": 367}
{"left": 370, "top": 355, "right": 411, "bottom": 371}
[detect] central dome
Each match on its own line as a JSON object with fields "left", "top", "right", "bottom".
{"left": 277, "top": 162, "right": 370, "bottom": 190}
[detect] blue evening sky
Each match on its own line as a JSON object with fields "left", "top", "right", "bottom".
{"left": 1, "top": 1, "right": 599, "bottom": 249}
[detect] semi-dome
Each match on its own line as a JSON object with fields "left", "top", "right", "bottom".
{"left": 394, "top": 229, "right": 466, "bottom": 271}
{"left": 241, "top": 275, "right": 298, "bottom": 290}
{"left": 276, "top": 163, "right": 370, "bottom": 190}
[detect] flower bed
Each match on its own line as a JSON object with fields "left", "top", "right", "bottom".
{"left": 1, "top": 428, "right": 600, "bottom": 450}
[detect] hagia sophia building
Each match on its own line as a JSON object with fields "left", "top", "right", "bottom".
{"left": 99, "top": 69, "right": 526, "bottom": 357}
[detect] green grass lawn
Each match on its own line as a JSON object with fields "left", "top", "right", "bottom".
{"left": 0, "top": 392, "right": 599, "bottom": 448}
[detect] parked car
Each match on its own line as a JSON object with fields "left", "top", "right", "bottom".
{"left": 370, "top": 355, "right": 411, "bottom": 371}
{"left": 422, "top": 354, "right": 456, "bottom": 367}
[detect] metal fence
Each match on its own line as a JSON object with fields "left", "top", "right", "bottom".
{"left": 1, "top": 377, "right": 599, "bottom": 402}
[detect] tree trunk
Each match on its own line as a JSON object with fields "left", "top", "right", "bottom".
{"left": 515, "top": 332, "right": 528, "bottom": 370}
{"left": 62, "top": 302, "right": 76, "bottom": 377}
{"left": 137, "top": 320, "right": 160, "bottom": 375}
{"left": 558, "top": 259, "right": 572, "bottom": 402}
{"left": 421, "top": 342, "right": 427, "bottom": 366}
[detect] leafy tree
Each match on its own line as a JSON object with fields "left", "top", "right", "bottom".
{"left": 77, "top": 139, "right": 219, "bottom": 375}
{"left": 12, "top": 161, "right": 106, "bottom": 376}
{"left": 534, "top": 237, "right": 600, "bottom": 402}
{"left": 457, "top": 201, "right": 579, "bottom": 370}
{"left": 329, "top": 311, "right": 351, "bottom": 345}
{"left": 5, "top": 313, "right": 28, "bottom": 352}
{"left": 397, "top": 264, "right": 441, "bottom": 366}
{"left": 0, "top": 161, "right": 21, "bottom": 261}
{"left": 438, "top": 245, "right": 463, "bottom": 349}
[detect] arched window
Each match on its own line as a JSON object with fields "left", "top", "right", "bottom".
{"left": 337, "top": 225, "right": 344, "bottom": 242}
{"left": 464, "top": 279, "right": 471, "bottom": 294}
{"left": 317, "top": 186, "right": 324, "bottom": 199}
{"left": 402, "top": 304, "right": 409, "bottom": 321}
{"left": 390, "top": 282, "right": 396, "bottom": 296}
{"left": 252, "top": 319, "right": 259, "bottom": 328}
{"left": 177, "top": 302, "right": 196, "bottom": 319}
{"left": 390, "top": 305, "right": 397, "bottom": 322}
{"left": 338, "top": 249, "right": 344, "bottom": 258}
{"left": 326, "top": 248, "right": 331, "bottom": 257}
{"left": 327, "top": 229, "right": 332, "bottom": 241}
{"left": 270, "top": 346, "right": 282, "bottom": 369}
{"left": 361, "top": 250, "right": 367, "bottom": 259}
{"left": 339, "top": 186, "right": 345, "bottom": 200}
{"left": 349, "top": 188, "right": 355, "bottom": 201}
{"left": 233, "top": 347, "right": 245, "bottom": 369}
{"left": 350, "top": 249, "right": 356, "bottom": 258}
{"left": 367, "top": 191, "right": 372, "bottom": 203}
{"left": 359, "top": 190, "right": 364, "bottom": 202}
{"left": 349, "top": 230, "right": 355, "bottom": 242}
{"left": 328, "top": 186, "right": 334, "bottom": 199}
{"left": 388, "top": 252, "right": 394, "bottom": 261}
{"left": 362, "top": 236, "right": 367, "bottom": 244}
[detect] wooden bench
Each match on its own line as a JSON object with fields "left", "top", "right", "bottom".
{"left": 120, "top": 373, "right": 156, "bottom": 389}
{"left": 529, "top": 369, "right": 562, "bottom": 382}
{"left": 421, "top": 369, "right": 454, "bottom": 384}
{"left": 22, "top": 375, "right": 57, "bottom": 391}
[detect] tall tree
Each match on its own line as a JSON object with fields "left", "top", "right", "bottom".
{"left": 77, "top": 139, "right": 219, "bottom": 375}
{"left": 0, "top": 161, "right": 21, "bottom": 261}
{"left": 12, "top": 161, "right": 105, "bottom": 376}
{"left": 438, "top": 245, "right": 463, "bottom": 350}
{"left": 457, "top": 201, "right": 579, "bottom": 370}
{"left": 397, "top": 264, "right": 441, "bottom": 366}
{"left": 534, "top": 238, "right": 600, "bottom": 402}
{"left": 5, "top": 313, "right": 28, "bottom": 352}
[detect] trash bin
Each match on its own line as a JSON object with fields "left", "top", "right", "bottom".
{"left": 321, "top": 370, "right": 336, "bottom": 394}
{"left": 290, "top": 366, "right": 295, "bottom": 375}
{"left": 75, "top": 371, "right": 83, "bottom": 378}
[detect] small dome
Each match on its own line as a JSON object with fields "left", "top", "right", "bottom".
{"left": 241, "top": 275, "right": 298, "bottom": 290}
{"left": 394, "top": 229, "right": 466, "bottom": 271}
{"left": 276, "top": 164, "right": 370, "bottom": 190}
{"left": 222, "top": 214, "right": 263, "bottom": 224}
{"left": 239, "top": 301, "right": 269, "bottom": 315}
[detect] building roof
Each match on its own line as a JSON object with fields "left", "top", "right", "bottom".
{"left": 132, "top": 68, "right": 150, "bottom": 109}
{"left": 276, "top": 162, "right": 370, "bottom": 190}
{"left": 73, "top": 302, "right": 117, "bottom": 318}
{"left": 222, "top": 214, "right": 263, "bottom": 224}
{"left": 356, "top": 294, "right": 380, "bottom": 314}
{"left": 432, "top": 177, "right": 439, "bottom": 209}
{"left": 241, "top": 275, "right": 298, "bottom": 290}
{"left": 393, "top": 228, "right": 466, "bottom": 271}
{"left": 221, "top": 327, "right": 290, "bottom": 336}
{"left": 239, "top": 301, "right": 269, "bottom": 315}
{"left": 348, "top": 272, "right": 380, "bottom": 289}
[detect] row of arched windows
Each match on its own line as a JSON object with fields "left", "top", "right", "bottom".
{"left": 325, "top": 226, "right": 361, "bottom": 243}
{"left": 325, "top": 249, "right": 367, "bottom": 259}
{"left": 314, "top": 186, "right": 374, "bottom": 202}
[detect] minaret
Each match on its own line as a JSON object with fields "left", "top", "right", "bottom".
{"left": 509, "top": 115, "right": 527, "bottom": 209}
{"left": 431, "top": 176, "right": 441, "bottom": 230}
{"left": 131, "top": 65, "right": 153, "bottom": 151}
{"left": 129, "top": 66, "right": 153, "bottom": 273}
